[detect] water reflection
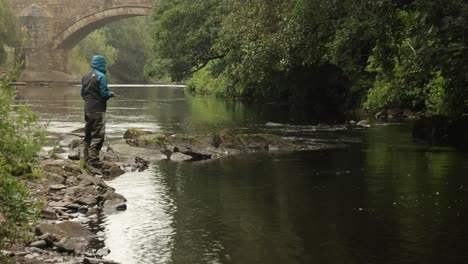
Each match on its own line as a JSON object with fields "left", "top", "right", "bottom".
{"left": 105, "top": 127, "right": 468, "bottom": 264}
{"left": 104, "top": 169, "right": 175, "bottom": 264}
{"left": 16, "top": 86, "right": 468, "bottom": 263}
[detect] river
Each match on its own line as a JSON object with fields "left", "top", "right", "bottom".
{"left": 16, "top": 85, "right": 468, "bottom": 264}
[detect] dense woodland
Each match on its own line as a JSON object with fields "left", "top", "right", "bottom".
{"left": 1, "top": 0, "right": 468, "bottom": 116}
{"left": 147, "top": 0, "right": 468, "bottom": 117}
{"left": 72, "top": 17, "right": 153, "bottom": 84}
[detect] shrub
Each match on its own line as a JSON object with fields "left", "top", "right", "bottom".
{"left": 0, "top": 73, "right": 44, "bottom": 262}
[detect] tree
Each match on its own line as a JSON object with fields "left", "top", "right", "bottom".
{"left": 0, "top": 66, "right": 43, "bottom": 263}
{"left": 0, "top": 0, "right": 15, "bottom": 66}
{"left": 145, "top": 0, "right": 226, "bottom": 82}
{"left": 148, "top": 0, "right": 468, "bottom": 117}
{"left": 107, "top": 17, "right": 153, "bottom": 83}
{"left": 72, "top": 28, "right": 118, "bottom": 77}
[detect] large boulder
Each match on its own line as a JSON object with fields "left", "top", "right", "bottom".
{"left": 35, "top": 221, "right": 95, "bottom": 242}
{"left": 124, "top": 129, "right": 300, "bottom": 161}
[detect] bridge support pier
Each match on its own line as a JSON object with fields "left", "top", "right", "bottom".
{"left": 16, "top": 3, "right": 76, "bottom": 82}
{"left": 6, "top": 1, "right": 154, "bottom": 83}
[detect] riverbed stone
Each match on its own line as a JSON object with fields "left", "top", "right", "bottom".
{"left": 44, "top": 172, "right": 66, "bottom": 184}
{"left": 101, "top": 161, "right": 115, "bottom": 170}
{"left": 109, "top": 165, "right": 125, "bottom": 177}
{"left": 50, "top": 184, "right": 67, "bottom": 191}
{"left": 84, "top": 258, "right": 119, "bottom": 264}
{"left": 65, "top": 176, "right": 79, "bottom": 186}
{"left": 68, "top": 148, "right": 80, "bottom": 161}
{"left": 49, "top": 200, "right": 72, "bottom": 208}
{"left": 76, "top": 196, "right": 98, "bottom": 206}
{"left": 56, "top": 237, "right": 89, "bottom": 254}
{"left": 41, "top": 208, "right": 58, "bottom": 220}
{"left": 357, "top": 120, "right": 370, "bottom": 127}
{"left": 68, "top": 139, "right": 82, "bottom": 149}
{"left": 65, "top": 186, "right": 99, "bottom": 197}
{"left": 115, "top": 203, "right": 127, "bottom": 211}
{"left": 29, "top": 240, "right": 47, "bottom": 248}
{"left": 77, "top": 173, "right": 107, "bottom": 188}
{"left": 43, "top": 162, "right": 65, "bottom": 176}
{"left": 36, "top": 221, "right": 95, "bottom": 241}
{"left": 96, "top": 248, "right": 111, "bottom": 257}
{"left": 212, "top": 129, "right": 240, "bottom": 148}
{"left": 123, "top": 128, "right": 153, "bottom": 139}
{"left": 64, "top": 164, "right": 82, "bottom": 175}
{"left": 38, "top": 232, "right": 56, "bottom": 244}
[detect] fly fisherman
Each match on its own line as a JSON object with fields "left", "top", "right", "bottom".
{"left": 81, "top": 55, "right": 116, "bottom": 168}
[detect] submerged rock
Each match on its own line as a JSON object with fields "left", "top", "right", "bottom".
{"left": 123, "top": 128, "right": 300, "bottom": 162}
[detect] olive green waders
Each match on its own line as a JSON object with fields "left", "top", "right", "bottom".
{"left": 83, "top": 112, "right": 106, "bottom": 162}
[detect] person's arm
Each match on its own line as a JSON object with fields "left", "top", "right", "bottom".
{"left": 98, "top": 74, "right": 114, "bottom": 99}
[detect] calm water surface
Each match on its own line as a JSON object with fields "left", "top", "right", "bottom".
{"left": 16, "top": 86, "right": 468, "bottom": 264}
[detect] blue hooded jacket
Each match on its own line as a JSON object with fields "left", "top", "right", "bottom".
{"left": 81, "top": 55, "right": 114, "bottom": 112}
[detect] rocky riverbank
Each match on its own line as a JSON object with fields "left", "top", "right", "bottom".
{"left": 3, "top": 131, "right": 144, "bottom": 264}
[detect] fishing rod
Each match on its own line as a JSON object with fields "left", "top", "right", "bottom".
{"left": 117, "top": 94, "right": 175, "bottom": 105}
{"left": 116, "top": 94, "right": 228, "bottom": 119}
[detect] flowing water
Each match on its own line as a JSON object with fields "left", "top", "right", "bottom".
{"left": 16, "top": 85, "right": 468, "bottom": 264}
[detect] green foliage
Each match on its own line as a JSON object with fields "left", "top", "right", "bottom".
{"left": 145, "top": 0, "right": 226, "bottom": 82}
{"left": 0, "top": 43, "right": 44, "bottom": 259}
{"left": 73, "top": 17, "right": 154, "bottom": 83}
{"left": 72, "top": 29, "right": 118, "bottom": 77}
{"left": 0, "top": 0, "right": 15, "bottom": 66}
{"left": 106, "top": 17, "right": 153, "bottom": 83}
{"left": 363, "top": 1, "right": 468, "bottom": 116}
{"left": 149, "top": 0, "right": 468, "bottom": 117}
{"left": 187, "top": 60, "right": 231, "bottom": 97}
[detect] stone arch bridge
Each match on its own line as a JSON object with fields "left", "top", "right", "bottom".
{"left": 6, "top": 0, "right": 155, "bottom": 82}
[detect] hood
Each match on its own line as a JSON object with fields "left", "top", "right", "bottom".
{"left": 90, "top": 55, "right": 107, "bottom": 73}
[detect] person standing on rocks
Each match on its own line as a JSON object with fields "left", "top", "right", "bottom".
{"left": 81, "top": 55, "right": 116, "bottom": 168}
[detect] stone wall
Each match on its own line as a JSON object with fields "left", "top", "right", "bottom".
{"left": 5, "top": 0, "right": 154, "bottom": 82}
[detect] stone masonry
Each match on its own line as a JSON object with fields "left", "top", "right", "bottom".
{"left": 6, "top": 0, "right": 154, "bottom": 82}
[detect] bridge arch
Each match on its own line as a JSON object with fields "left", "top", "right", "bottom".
{"left": 5, "top": 0, "right": 156, "bottom": 82}
{"left": 54, "top": 6, "right": 152, "bottom": 49}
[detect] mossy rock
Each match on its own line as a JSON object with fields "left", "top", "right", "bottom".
{"left": 140, "top": 133, "right": 167, "bottom": 143}
{"left": 236, "top": 133, "right": 286, "bottom": 150}
{"left": 123, "top": 129, "right": 153, "bottom": 140}
{"left": 212, "top": 129, "right": 241, "bottom": 148}
{"left": 167, "top": 133, "right": 199, "bottom": 145}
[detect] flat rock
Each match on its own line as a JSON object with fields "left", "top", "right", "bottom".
{"left": 41, "top": 208, "right": 58, "bottom": 220}
{"left": 36, "top": 221, "right": 94, "bottom": 241}
{"left": 44, "top": 172, "right": 66, "bottom": 184}
{"left": 50, "top": 184, "right": 67, "bottom": 191}
{"left": 76, "top": 196, "right": 98, "bottom": 206}
{"left": 84, "top": 258, "right": 119, "bottom": 264}
{"left": 96, "top": 248, "right": 111, "bottom": 257}
{"left": 68, "top": 148, "right": 80, "bottom": 161}
{"left": 56, "top": 237, "right": 89, "bottom": 254}
{"left": 29, "top": 240, "right": 47, "bottom": 248}
{"left": 109, "top": 165, "right": 125, "bottom": 177}
{"left": 68, "top": 139, "right": 82, "bottom": 149}
{"left": 49, "top": 201, "right": 72, "bottom": 207}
